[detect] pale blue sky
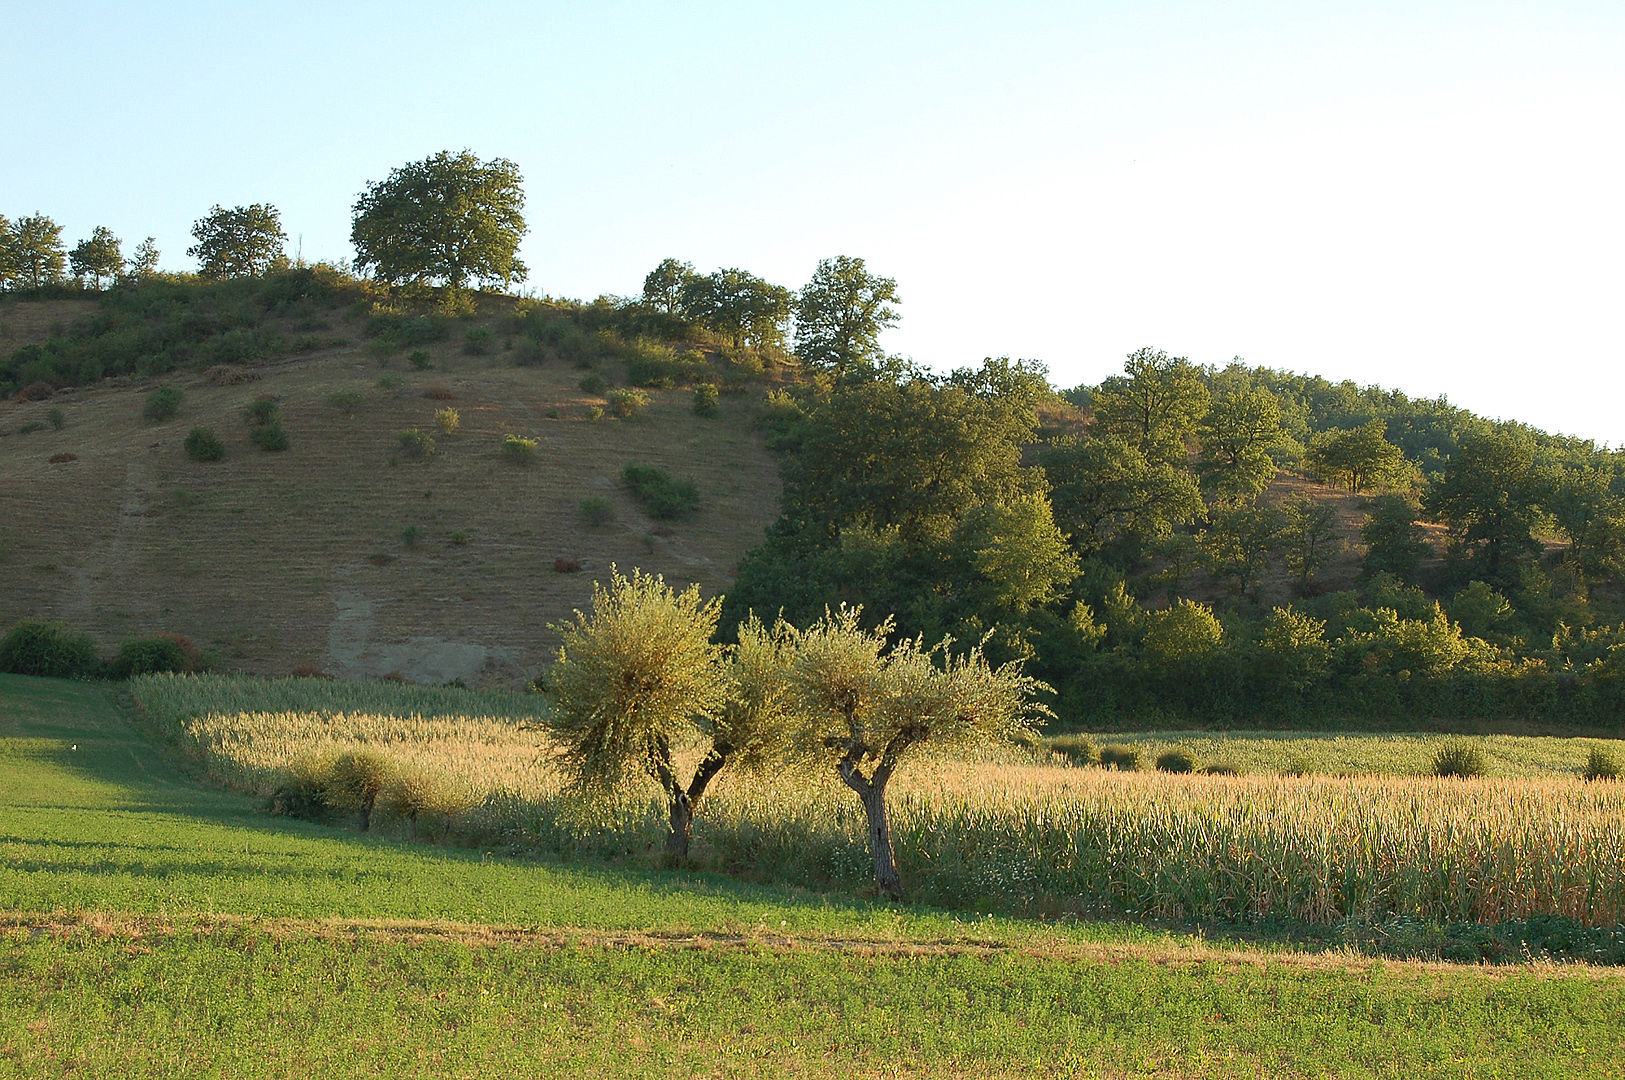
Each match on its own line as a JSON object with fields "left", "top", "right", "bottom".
{"left": 6, "top": 2, "right": 1622, "bottom": 441}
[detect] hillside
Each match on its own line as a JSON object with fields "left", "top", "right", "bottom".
{"left": 0, "top": 297, "right": 782, "bottom": 686}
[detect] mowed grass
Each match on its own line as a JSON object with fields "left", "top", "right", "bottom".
{"left": 5, "top": 675, "right": 1625, "bottom": 1078}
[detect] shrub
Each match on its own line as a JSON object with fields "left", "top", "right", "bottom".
{"left": 502, "top": 433, "right": 538, "bottom": 464}
{"left": 579, "top": 497, "right": 613, "bottom": 526}
{"left": 251, "top": 422, "right": 289, "bottom": 452}
{"left": 143, "top": 385, "right": 183, "bottom": 423}
{"left": 380, "top": 769, "right": 465, "bottom": 840}
{"left": 48, "top": 453, "right": 77, "bottom": 464}
{"left": 183, "top": 426, "right": 225, "bottom": 462}
{"left": 292, "top": 335, "right": 321, "bottom": 353}
{"left": 693, "top": 383, "right": 720, "bottom": 417}
{"left": 1098, "top": 744, "right": 1143, "bottom": 771}
{"left": 606, "top": 388, "right": 650, "bottom": 418}
{"left": 1049, "top": 735, "right": 1097, "bottom": 766}
{"left": 513, "top": 341, "right": 546, "bottom": 366}
{"left": 463, "top": 327, "right": 491, "bottom": 356}
{"left": 579, "top": 373, "right": 607, "bottom": 395}
{"left": 243, "top": 397, "right": 281, "bottom": 426}
{"left": 268, "top": 754, "right": 338, "bottom": 822}
{"left": 46, "top": 407, "right": 64, "bottom": 430}
{"left": 424, "top": 385, "right": 455, "bottom": 400}
{"left": 1583, "top": 745, "right": 1621, "bottom": 781}
{"left": 0, "top": 620, "right": 99, "bottom": 678}
{"left": 622, "top": 463, "right": 699, "bottom": 519}
{"left": 554, "top": 557, "right": 582, "bottom": 573}
{"left": 401, "top": 525, "right": 422, "bottom": 547}
{"left": 586, "top": 405, "right": 604, "bottom": 421}
{"left": 1156, "top": 748, "right": 1198, "bottom": 774}
{"left": 327, "top": 389, "right": 362, "bottom": 413}
{"left": 397, "top": 429, "right": 435, "bottom": 459}
{"left": 623, "top": 339, "right": 699, "bottom": 388}
{"left": 1432, "top": 740, "right": 1489, "bottom": 778}
{"left": 408, "top": 349, "right": 433, "bottom": 370}
{"left": 19, "top": 422, "right": 45, "bottom": 434}
{"left": 111, "top": 635, "right": 199, "bottom": 678}
{"left": 376, "top": 374, "right": 403, "bottom": 390}
{"left": 434, "top": 408, "right": 460, "bottom": 435}
{"left": 450, "top": 530, "right": 467, "bottom": 545}
{"left": 17, "top": 382, "right": 53, "bottom": 402}
{"left": 1203, "top": 762, "right": 1243, "bottom": 776}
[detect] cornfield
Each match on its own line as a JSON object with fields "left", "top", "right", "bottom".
{"left": 131, "top": 673, "right": 1625, "bottom": 927}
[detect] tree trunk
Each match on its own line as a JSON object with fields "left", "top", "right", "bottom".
{"left": 859, "top": 779, "right": 903, "bottom": 900}
{"left": 660, "top": 746, "right": 730, "bottom": 860}
{"left": 838, "top": 751, "right": 905, "bottom": 901}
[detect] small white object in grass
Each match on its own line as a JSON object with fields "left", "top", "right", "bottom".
{"left": 70, "top": 744, "right": 77, "bottom": 751}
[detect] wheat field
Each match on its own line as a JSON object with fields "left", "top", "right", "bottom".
{"left": 131, "top": 672, "right": 1625, "bottom": 928}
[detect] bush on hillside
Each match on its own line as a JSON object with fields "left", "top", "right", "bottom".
{"left": 143, "top": 385, "right": 183, "bottom": 423}
{"left": 463, "top": 327, "right": 491, "bottom": 356}
{"left": 579, "top": 497, "right": 613, "bottom": 526}
{"left": 252, "top": 421, "right": 289, "bottom": 452}
{"left": 693, "top": 382, "right": 720, "bottom": 417}
{"left": 0, "top": 621, "right": 99, "bottom": 679}
{"left": 606, "top": 388, "right": 649, "bottom": 418}
{"left": 578, "top": 373, "right": 607, "bottom": 395}
{"left": 243, "top": 397, "right": 281, "bottom": 427}
{"left": 184, "top": 426, "right": 225, "bottom": 462}
{"left": 398, "top": 429, "right": 436, "bottom": 459}
{"left": 622, "top": 463, "right": 698, "bottom": 519}
{"left": 327, "top": 389, "right": 362, "bottom": 413}
{"left": 434, "top": 408, "right": 459, "bottom": 435}
{"left": 47, "top": 407, "right": 65, "bottom": 430}
{"left": 111, "top": 635, "right": 202, "bottom": 678}
{"left": 502, "top": 433, "right": 538, "bottom": 464}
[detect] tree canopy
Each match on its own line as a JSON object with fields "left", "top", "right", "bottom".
{"left": 188, "top": 204, "right": 286, "bottom": 279}
{"left": 69, "top": 227, "right": 123, "bottom": 289}
{"left": 351, "top": 150, "right": 528, "bottom": 291}
{"left": 793, "top": 255, "right": 901, "bottom": 377}
{"left": 3, "top": 214, "right": 67, "bottom": 289}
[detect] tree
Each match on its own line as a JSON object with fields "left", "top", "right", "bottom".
{"left": 546, "top": 568, "right": 791, "bottom": 859}
{"left": 0, "top": 214, "right": 11, "bottom": 289}
{"left": 188, "top": 204, "right": 287, "bottom": 278}
{"left": 641, "top": 257, "right": 695, "bottom": 315}
{"left": 681, "top": 268, "right": 791, "bottom": 350}
{"left": 68, "top": 226, "right": 123, "bottom": 289}
{"left": 1043, "top": 434, "right": 1204, "bottom": 559}
{"left": 351, "top": 150, "right": 528, "bottom": 291}
{"left": 1090, "top": 348, "right": 1210, "bottom": 463}
{"left": 1360, "top": 494, "right": 1429, "bottom": 584}
{"left": 1427, "top": 430, "right": 1545, "bottom": 591}
{"left": 1141, "top": 599, "right": 1224, "bottom": 666}
{"left": 1200, "top": 503, "right": 1286, "bottom": 598}
{"left": 1304, "top": 420, "right": 1406, "bottom": 493}
{"left": 1546, "top": 465, "right": 1625, "bottom": 595}
{"left": 6, "top": 214, "right": 67, "bottom": 289}
{"left": 725, "top": 359, "right": 1064, "bottom": 641}
{"left": 1198, "top": 385, "right": 1288, "bottom": 501}
{"left": 793, "top": 255, "right": 901, "bottom": 377}
{"left": 785, "top": 606, "right": 1047, "bottom": 899}
{"left": 1280, "top": 496, "right": 1339, "bottom": 591}
{"left": 126, "top": 237, "right": 160, "bottom": 280}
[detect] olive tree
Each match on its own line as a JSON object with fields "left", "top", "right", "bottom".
{"left": 547, "top": 568, "right": 792, "bottom": 858}
{"left": 784, "top": 606, "right": 1048, "bottom": 899}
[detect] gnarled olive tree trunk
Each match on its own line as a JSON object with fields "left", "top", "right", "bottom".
{"left": 652, "top": 741, "right": 731, "bottom": 860}
{"left": 836, "top": 735, "right": 913, "bottom": 900}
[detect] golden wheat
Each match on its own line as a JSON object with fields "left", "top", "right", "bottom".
{"left": 132, "top": 673, "right": 1625, "bottom": 927}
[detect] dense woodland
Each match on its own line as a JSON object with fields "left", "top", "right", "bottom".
{"left": 6, "top": 172, "right": 1625, "bottom": 730}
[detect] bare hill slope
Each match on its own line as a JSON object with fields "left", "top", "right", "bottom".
{"left": 0, "top": 307, "right": 781, "bottom": 687}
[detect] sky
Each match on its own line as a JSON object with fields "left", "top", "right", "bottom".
{"left": 5, "top": 1, "right": 1622, "bottom": 442}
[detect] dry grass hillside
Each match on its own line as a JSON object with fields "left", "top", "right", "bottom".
{"left": 0, "top": 302, "right": 782, "bottom": 687}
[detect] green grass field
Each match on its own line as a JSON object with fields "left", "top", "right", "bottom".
{"left": 5, "top": 674, "right": 1625, "bottom": 1078}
